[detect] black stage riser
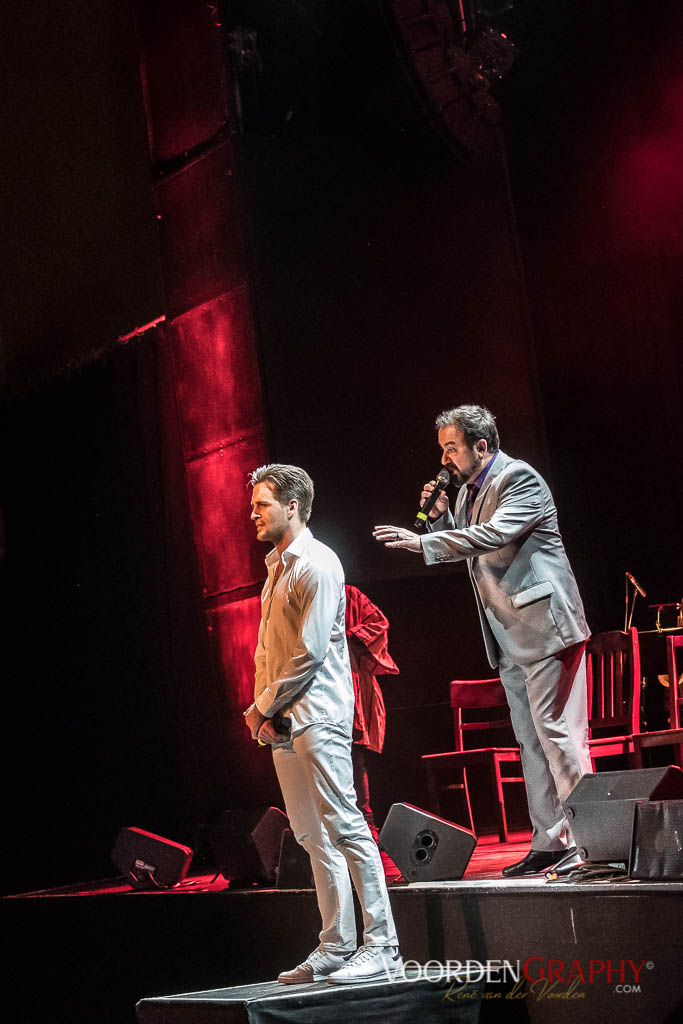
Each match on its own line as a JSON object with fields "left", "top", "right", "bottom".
{"left": 137, "top": 977, "right": 483, "bottom": 1024}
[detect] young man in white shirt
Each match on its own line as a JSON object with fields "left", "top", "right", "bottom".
{"left": 244, "top": 463, "right": 401, "bottom": 984}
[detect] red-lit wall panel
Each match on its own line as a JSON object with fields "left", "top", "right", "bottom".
{"left": 168, "top": 289, "right": 263, "bottom": 458}
{"left": 135, "top": 0, "right": 269, "bottom": 775}
{"left": 137, "top": 0, "right": 230, "bottom": 162}
{"left": 207, "top": 597, "right": 263, "bottom": 711}
{"left": 185, "top": 437, "right": 266, "bottom": 597}
{"left": 155, "top": 143, "right": 248, "bottom": 318}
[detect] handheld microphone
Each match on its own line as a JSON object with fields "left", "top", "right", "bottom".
{"left": 625, "top": 572, "right": 647, "bottom": 598}
{"left": 414, "top": 468, "right": 450, "bottom": 529}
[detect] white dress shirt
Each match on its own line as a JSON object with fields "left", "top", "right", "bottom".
{"left": 253, "top": 528, "right": 354, "bottom": 736}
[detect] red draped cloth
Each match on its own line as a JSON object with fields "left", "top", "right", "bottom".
{"left": 345, "top": 584, "right": 399, "bottom": 754}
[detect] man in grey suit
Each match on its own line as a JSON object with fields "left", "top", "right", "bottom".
{"left": 373, "top": 404, "right": 592, "bottom": 876}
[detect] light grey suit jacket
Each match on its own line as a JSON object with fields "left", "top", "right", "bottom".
{"left": 422, "top": 451, "right": 589, "bottom": 668}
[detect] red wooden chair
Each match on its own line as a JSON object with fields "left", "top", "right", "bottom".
{"left": 667, "top": 634, "right": 683, "bottom": 729}
{"left": 632, "top": 634, "right": 683, "bottom": 768}
{"left": 422, "top": 633, "right": 643, "bottom": 843}
{"left": 421, "top": 678, "right": 526, "bottom": 843}
{"left": 586, "top": 628, "right": 641, "bottom": 766}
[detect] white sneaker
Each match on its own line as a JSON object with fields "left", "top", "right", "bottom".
{"left": 327, "top": 945, "right": 403, "bottom": 984}
{"left": 278, "top": 946, "right": 355, "bottom": 984}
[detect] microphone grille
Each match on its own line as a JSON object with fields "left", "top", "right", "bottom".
{"left": 437, "top": 468, "right": 451, "bottom": 486}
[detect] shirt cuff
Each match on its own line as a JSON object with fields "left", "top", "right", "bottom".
{"left": 427, "top": 511, "right": 448, "bottom": 530}
{"left": 254, "top": 690, "right": 275, "bottom": 718}
{"left": 421, "top": 532, "right": 454, "bottom": 565}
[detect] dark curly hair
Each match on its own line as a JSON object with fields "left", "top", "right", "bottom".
{"left": 435, "top": 404, "right": 500, "bottom": 451}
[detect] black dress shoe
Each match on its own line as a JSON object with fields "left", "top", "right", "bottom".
{"left": 502, "top": 849, "right": 565, "bottom": 877}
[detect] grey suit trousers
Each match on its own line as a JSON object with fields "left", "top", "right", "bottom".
{"left": 497, "top": 641, "right": 593, "bottom": 851}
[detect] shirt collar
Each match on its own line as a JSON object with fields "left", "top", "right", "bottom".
{"left": 265, "top": 527, "right": 312, "bottom": 567}
{"left": 471, "top": 450, "right": 498, "bottom": 491}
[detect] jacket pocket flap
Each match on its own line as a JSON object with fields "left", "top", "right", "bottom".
{"left": 512, "top": 581, "right": 555, "bottom": 608}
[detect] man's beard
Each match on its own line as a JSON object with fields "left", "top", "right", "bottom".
{"left": 448, "top": 466, "right": 468, "bottom": 487}
{"left": 448, "top": 460, "right": 478, "bottom": 487}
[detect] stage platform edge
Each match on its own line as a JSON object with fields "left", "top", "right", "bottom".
{"left": 136, "top": 974, "right": 482, "bottom": 1024}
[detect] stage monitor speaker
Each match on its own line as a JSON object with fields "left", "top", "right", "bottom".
{"left": 378, "top": 803, "right": 476, "bottom": 882}
{"left": 111, "top": 827, "right": 193, "bottom": 889}
{"left": 630, "top": 799, "right": 683, "bottom": 880}
{"left": 563, "top": 766, "right": 683, "bottom": 862}
{"left": 276, "top": 828, "right": 314, "bottom": 889}
{"left": 208, "top": 807, "right": 289, "bottom": 886}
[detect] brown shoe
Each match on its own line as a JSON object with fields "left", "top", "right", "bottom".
{"left": 278, "top": 947, "right": 355, "bottom": 984}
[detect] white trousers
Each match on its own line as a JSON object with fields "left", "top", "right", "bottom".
{"left": 273, "top": 722, "right": 398, "bottom": 952}
{"left": 498, "top": 642, "right": 593, "bottom": 851}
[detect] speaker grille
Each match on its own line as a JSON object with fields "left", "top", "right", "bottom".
{"left": 379, "top": 803, "right": 476, "bottom": 881}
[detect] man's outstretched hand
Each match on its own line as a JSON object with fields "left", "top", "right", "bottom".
{"left": 372, "top": 525, "right": 422, "bottom": 552}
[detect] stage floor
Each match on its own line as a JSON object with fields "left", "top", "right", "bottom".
{"left": 9, "top": 829, "right": 681, "bottom": 898}
{"left": 6, "top": 830, "right": 539, "bottom": 898}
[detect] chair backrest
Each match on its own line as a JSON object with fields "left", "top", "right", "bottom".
{"left": 449, "top": 678, "right": 515, "bottom": 752}
{"left": 666, "top": 634, "right": 683, "bottom": 729}
{"left": 586, "top": 629, "right": 640, "bottom": 737}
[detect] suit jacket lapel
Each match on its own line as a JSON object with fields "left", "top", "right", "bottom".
{"left": 471, "top": 450, "right": 510, "bottom": 524}
{"left": 455, "top": 485, "right": 468, "bottom": 528}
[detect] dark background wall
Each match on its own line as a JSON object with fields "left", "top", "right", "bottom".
{"left": 1, "top": 0, "right": 681, "bottom": 894}
{"left": 505, "top": 0, "right": 683, "bottom": 617}
{"left": 0, "top": 0, "right": 163, "bottom": 389}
